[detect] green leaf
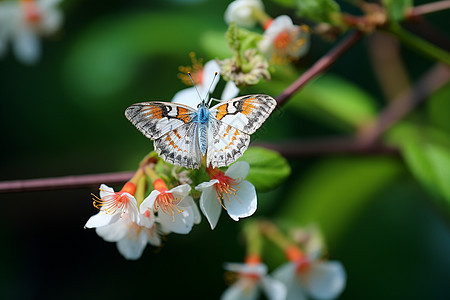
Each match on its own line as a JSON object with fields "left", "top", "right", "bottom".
{"left": 285, "top": 73, "right": 378, "bottom": 132}
{"left": 237, "top": 147, "right": 291, "bottom": 192}
{"left": 278, "top": 157, "right": 403, "bottom": 243}
{"left": 269, "top": 0, "right": 296, "bottom": 8}
{"left": 388, "top": 122, "right": 450, "bottom": 204}
{"left": 427, "top": 82, "right": 450, "bottom": 133}
{"left": 382, "top": 0, "right": 413, "bottom": 22}
{"left": 295, "top": 0, "right": 341, "bottom": 24}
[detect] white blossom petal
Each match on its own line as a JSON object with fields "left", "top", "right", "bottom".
{"left": 225, "top": 161, "right": 250, "bottom": 180}
{"left": 260, "top": 276, "right": 287, "bottom": 300}
{"left": 99, "top": 184, "right": 115, "bottom": 198}
{"left": 84, "top": 211, "right": 120, "bottom": 229}
{"left": 171, "top": 86, "right": 201, "bottom": 107}
{"left": 12, "top": 27, "right": 40, "bottom": 65}
{"left": 224, "top": 0, "right": 264, "bottom": 28}
{"left": 170, "top": 184, "right": 191, "bottom": 201}
{"left": 221, "top": 279, "right": 259, "bottom": 300}
{"left": 201, "top": 59, "right": 221, "bottom": 94}
{"left": 224, "top": 180, "right": 257, "bottom": 221}
{"left": 221, "top": 80, "right": 240, "bottom": 101}
{"left": 196, "top": 179, "right": 219, "bottom": 191}
{"left": 178, "top": 196, "right": 201, "bottom": 224}
{"left": 158, "top": 208, "right": 194, "bottom": 234}
{"left": 145, "top": 227, "right": 162, "bottom": 247}
{"left": 272, "top": 263, "right": 307, "bottom": 300}
{"left": 199, "top": 185, "right": 222, "bottom": 230}
{"left": 139, "top": 190, "right": 160, "bottom": 213}
{"left": 116, "top": 229, "right": 148, "bottom": 260}
{"left": 95, "top": 218, "right": 129, "bottom": 242}
{"left": 224, "top": 262, "right": 267, "bottom": 276}
{"left": 304, "top": 261, "right": 346, "bottom": 300}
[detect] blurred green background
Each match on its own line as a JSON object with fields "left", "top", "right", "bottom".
{"left": 0, "top": 0, "right": 449, "bottom": 299}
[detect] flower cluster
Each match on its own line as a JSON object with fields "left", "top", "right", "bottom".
{"left": 222, "top": 222, "right": 346, "bottom": 300}
{"left": 85, "top": 156, "right": 257, "bottom": 260}
{"left": 219, "top": 0, "right": 310, "bottom": 86}
{"left": 0, "top": 0, "right": 63, "bottom": 64}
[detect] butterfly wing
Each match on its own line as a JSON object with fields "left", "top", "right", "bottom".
{"left": 125, "top": 101, "right": 196, "bottom": 140}
{"left": 125, "top": 101, "right": 202, "bottom": 169}
{"left": 207, "top": 117, "right": 250, "bottom": 168}
{"left": 209, "top": 94, "right": 277, "bottom": 135}
{"left": 154, "top": 121, "right": 202, "bottom": 169}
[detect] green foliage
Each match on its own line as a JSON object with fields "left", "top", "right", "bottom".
{"left": 279, "top": 157, "right": 403, "bottom": 243}
{"left": 388, "top": 122, "right": 450, "bottom": 205}
{"left": 427, "top": 83, "right": 450, "bottom": 133}
{"left": 295, "top": 0, "right": 341, "bottom": 24}
{"left": 269, "top": 0, "right": 296, "bottom": 8}
{"left": 285, "top": 73, "right": 378, "bottom": 132}
{"left": 237, "top": 147, "right": 291, "bottom": 192}
{"left": 382, "top": 0, "right": 413, "bottom": 22}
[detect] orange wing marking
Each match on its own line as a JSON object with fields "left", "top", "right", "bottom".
{"left": 177, "top": 107, "right": 191, "bottom": 123}
{"left": 216, "top": 104, "right": 229, "bottom": 120}
{"left": 142, "top": 106, "right": 163, "bottom": 119}
{"left": 241, "top": 98, "right": 256, "bottom": 116}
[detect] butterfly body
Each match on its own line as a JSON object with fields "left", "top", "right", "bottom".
{"left": 125, "top": 94, "right": 277, "bottom": 169}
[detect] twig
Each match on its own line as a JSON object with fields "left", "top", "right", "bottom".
{"left": 407, "top": 0, "right": 450, "bottom": 18}
{"left": 275, "top": 31, "right": 364, "bottom": 107}
{"left": 0, "top": 171, "right": 135, "bottom": 194}
{"left": 363, "top": 63, "right": 450, "bottom": 144}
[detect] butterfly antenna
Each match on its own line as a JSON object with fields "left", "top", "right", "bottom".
{"left": 188, "top": 72, "right": 203, "bottom": 103}
{"left": 206, "top": 72, "right": 219, "bottom": 106}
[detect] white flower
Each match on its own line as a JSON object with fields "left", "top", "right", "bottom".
{"left": 85, "top": 183, "right": 139, "bottom": 229}
{"left": 95, "top": 213, "right": 162, "bottom": 260}
{"left": 222, "top": 262, "right": 286, "bottom": 300}
{"left": 224, "top": 0, "right": 265, "bottom": 28}
{"left": 0, "top": 0, "right": 63, "bottom": 64}
{"left": 172, "top": 59, "right": 239, "bottom": 107}
{"left": 140, "top": 183, "right": 201, "bottom": 234}
{"left": 258, "top": 15, "right": 310, "bottom": 63}
{"left": 196, "top": 161, "right": 257, "bottom": 230}
{"left": 272, "top": 250, "right": 346, "bottom": 300}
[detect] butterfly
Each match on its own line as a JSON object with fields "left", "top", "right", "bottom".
{"left": 125, "top": 94, "right": 277, "bottom": 169}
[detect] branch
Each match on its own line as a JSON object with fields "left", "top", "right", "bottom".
{"left": 407, "top": 0, "right": 450, "bottom": 18}
{"left": 275, "top": 30, "right": 364, "bottom": 107}
{"left": 0, "top": 171, "right": 135, "bottom": 194}
{"left": 363, "top": 63, "right": 450, "bottom": 144}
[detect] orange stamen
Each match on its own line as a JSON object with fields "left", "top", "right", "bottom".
{"left": 273, "top": 30, "right": 291, "bottom": 50}
{"left": 21, "top": 0, "right": 41, "bottom": 23}
{"left": 285, "top": 246, "right": 310, "bottom": 273}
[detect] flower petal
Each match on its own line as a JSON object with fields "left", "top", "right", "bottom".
{"left": 139, "top": 190, "right": 160, "bottom": 213}
{"left": 171, "top": 87, "right": 201, "bottom": 107}
{"left": 225, "top": 161, "right": 250, "bottom": 180}
{"left": 195, "top": 179, "right": 219, "bottom": 191}
{"left": 95, "top": 218, "right": 128, "bottom": 242}
{"left": 199, "top": 185, "right": 222, "bottom": 230}
{"left": 178, "top": 196, "right": 201, "bottom": 224}
{"left": 84, "top": 211, "right": 120, "bottom": 228}
{"left": 170, "top": 184, "right": 191, "bottom": 202}
{"left": 202, "top": 60, "right": 221, "bottom": 93}
{"left": 158, "top": 207, "right": 194, "bottom": 234}
{"left": 221, "top": 279, "right": 259, "bottom": 300}
{"left": 12, "top": 27, "right": 40, "bottom": 65}
{"left": 145, "top": 227, "right": 161, "bottom": 247}
{"left": 272, "top": 263, "right": 307, "bottom": 300}
{"left": 221, "top": 80, "right": 240, "bottom": 101}
{"left": 224, "top": 262, "right": 267, "bottom": 276}
{"left": 224, "top": 180, "right": 257, "bottom": 221}
{"left": 304, "top": 261, "right": 346, "bottom": 300}
{"left": 99, "top": 184, "right": 115, "bottom": 198}
{"left": 261, "top": 276, "right": 287, "bottom": 300}
{"left": 116, "top": 229, "right": 148, "bottom": 260}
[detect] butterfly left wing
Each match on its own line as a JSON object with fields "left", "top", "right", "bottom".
{"left": 125, "top": 101, "right": 202, "bottom": 169}
{"left": 209, "top": 94, "right": 277, "bottom": 135}
{"left": 125, "top": 101, "right": 196, "bottom": 140}
{"left": 154, "top": 121, "right": 202, "bottom": 169}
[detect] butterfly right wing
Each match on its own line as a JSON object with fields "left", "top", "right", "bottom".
{"left": 125, "top": 101, "right": 196, "bottom": 140}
